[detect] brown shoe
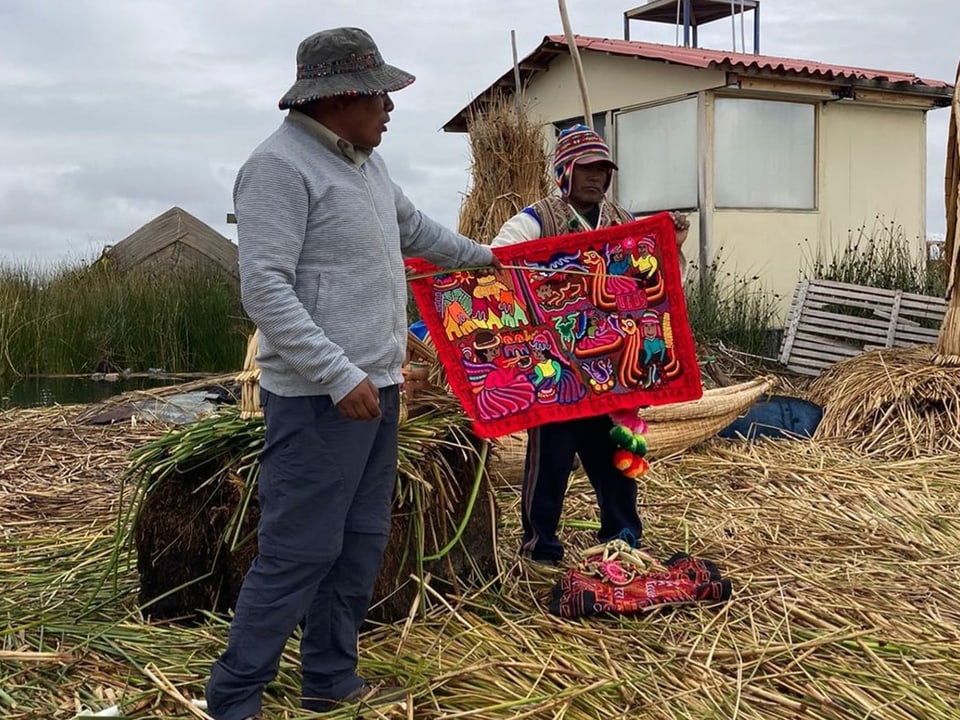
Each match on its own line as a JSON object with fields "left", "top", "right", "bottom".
{"left": 303, "top": 680, "right": 406, "bottom": 714}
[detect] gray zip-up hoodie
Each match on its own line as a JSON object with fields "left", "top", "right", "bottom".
{"left": 235, "top": 115, "right": 493, "bottom": 403}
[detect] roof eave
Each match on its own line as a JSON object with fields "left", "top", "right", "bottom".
{"left": 441, "top": 37, "right": 955, "bottom": 132}
{"left": 728, "top": 65, "right": 955, "bottom": 106}
{"left": 442, "top": 36, "right": 562, "bottom": 133}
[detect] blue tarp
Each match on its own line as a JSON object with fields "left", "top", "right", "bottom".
{"left": 718, "top": 395, "right": 823, "bottom": 441}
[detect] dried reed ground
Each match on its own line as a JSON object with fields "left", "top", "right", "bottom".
{"left": 2, "top": 407, "right": 960, "bottom": 719}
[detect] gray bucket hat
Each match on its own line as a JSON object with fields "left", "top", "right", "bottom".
{"left": 278, "top": 28, "right": 415, "bottom": 109}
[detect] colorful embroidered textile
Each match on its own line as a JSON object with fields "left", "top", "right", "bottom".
{"left": 548, "top": 541, "right": 732, "bottom": 618}
{"left": 407, "top": 212, "right": 702, "bottom": 439}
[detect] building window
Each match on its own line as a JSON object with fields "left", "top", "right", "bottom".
{"left": 614, "top": 97, "right": 699, "bottom": 214}
{"left": 714, "top": 98, "right": 816, "bottom": 210}
{"left": 553, "top": 113, "right": 607, "bottom": 140}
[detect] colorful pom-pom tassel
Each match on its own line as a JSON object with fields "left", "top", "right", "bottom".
{"left": 613, "top": 448, "right": 635, "bottom": 472}
{"left": 612, "top": 448, "right": 651, "bottom": 479}
{"left": 628, "top": 456, "right": 650, "bottom": 478}
{"left": 610, "top": 424, "right": 634, "bottom": 448}
{"left": 629, "top": 433, "right": 648, "bottom": 456}
{"left": 631, "top": 418, "right": 649, "bottom": 435}
{"left": 610, "top": 411, "right": 651, "bottom": 479}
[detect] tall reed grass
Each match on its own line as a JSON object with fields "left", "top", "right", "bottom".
{"left": 684, "top": 250, "right": 781, "bottom": 357}
{"left": 0, "top": 261, "right": 251, "bottom": 379}
{"left": 802, "top": 217, "right": 947, "bottom": 297}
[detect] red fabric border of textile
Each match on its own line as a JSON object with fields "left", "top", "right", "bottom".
{"left": 407, "top": 212, "right": 702, "bottom": 438}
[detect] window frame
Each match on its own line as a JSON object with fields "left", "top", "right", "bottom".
{"left": 611, "top": 94, "right": 701, "bottom": 215}
{"left": 712, "top": 94, "right": 820, "bottom": 212}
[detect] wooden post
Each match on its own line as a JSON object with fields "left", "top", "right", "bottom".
{"left": 558, "top": 0, "right": 593, "bottom": 129}
{"left": 933, "top": 59, "right": 960, "bottom": 364}
{"left": 943, "top": 60, "right": 959, "bottom": 301}
{"left": 511, "top": 30, "right": 522, "bottom": 117}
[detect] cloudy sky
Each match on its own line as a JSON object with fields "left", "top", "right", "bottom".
{"left": 0, "top": 0, "right": 956, "bottom": 266}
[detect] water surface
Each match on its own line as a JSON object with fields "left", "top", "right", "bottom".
{"left": 1, "top": 375, "right": 190, "bottom": 409}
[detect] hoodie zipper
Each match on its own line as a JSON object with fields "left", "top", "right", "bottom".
{"left": 356, "top": 163, "right": 405, "bottom": 373}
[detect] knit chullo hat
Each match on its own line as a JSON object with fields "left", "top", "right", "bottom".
{"left": 553, "top": 123, "right": 618, "bottom": 197}
{"left": 278, "top": 27, "right": 415, "bottom": 110}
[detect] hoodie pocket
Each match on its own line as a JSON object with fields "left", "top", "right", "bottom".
{"left": 312, "top": 271, "right": 333, "bottom": 329}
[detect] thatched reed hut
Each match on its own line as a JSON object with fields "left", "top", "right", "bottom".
{"left": 100, "top": 206, "right": 239, "bottom": 283}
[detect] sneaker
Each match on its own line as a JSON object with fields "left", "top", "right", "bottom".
{"left": 611, "top": 527, "right": 640, "bottom": 549}
{"left": 303, "top": 680, "right": 406, "bottom": 714}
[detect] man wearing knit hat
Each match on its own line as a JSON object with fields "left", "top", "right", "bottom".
{"left": 491, "top": 123, "right": 688, "bottom": 566}
{"left": 205, "top": 27, "right": 499, "bottom": 720}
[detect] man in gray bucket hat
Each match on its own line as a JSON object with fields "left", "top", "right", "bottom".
{"left": 205, "top": 27, "right": 499, "bottom": 720}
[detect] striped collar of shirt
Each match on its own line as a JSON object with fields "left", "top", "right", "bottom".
{"left": 288, "top": 110, "right": 372, "bottom": 168}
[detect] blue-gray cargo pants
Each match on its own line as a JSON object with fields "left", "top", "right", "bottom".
{"left": 205, "top": 386, "right": 400, "bottom": 720}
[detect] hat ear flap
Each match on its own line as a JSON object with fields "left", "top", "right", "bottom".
{"left": 556, "top": 161, "right": 574, "bottom": 196}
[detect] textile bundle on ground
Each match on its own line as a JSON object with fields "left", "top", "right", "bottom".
{"left": 549, "top": 540, "right": 732, "bottom": 618}
{"left": 407, "top": 212, "right": 702, "bottom": 440}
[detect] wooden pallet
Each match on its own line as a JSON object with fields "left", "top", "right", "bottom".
{"left": 778, "top": 279, "right": 947, "bottom": 377}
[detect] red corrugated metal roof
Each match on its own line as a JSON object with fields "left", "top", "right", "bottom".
{"left": 442, "top": 34, "right": 952, "bottom": 132}
{"left": 548, "top": 35, "right": 951, "bottom": 89}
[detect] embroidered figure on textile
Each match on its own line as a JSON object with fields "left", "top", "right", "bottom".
{"left": 636, "top": 236, "right": 667, "bottom": 305}
{"left": 604, "top": 240, "right": 648, "bottom": 314}
{"left": 434, "top": 273, "right": 478, "bottom": 340}
{"left": 580, "top": 356, "right": 616, "bottom": 393}
{"left": 462, "top": 330, "right": 536, "bottom": 420}
{"left": 535, "top": 275, "right": 587, "bottom": 311}
{"left": 631, "top": 236, "right": 659, "bottom": 277}
{"left": 470, "top": 267, "right": 510, "bottom": 330}
{"left": 580, "top": 249, "right": 619, "bottom": 312}
{"left": 640, "top": 310, "right": 667, "bottom": 387}
{"left": 490, "top": 275, "right": 530, "bottom": 329}
{"left": 573, "top": 310, "right": 624, "bottom": 359}
{"left": 528, "top": 331, "right": 587, "bottom": 405}
{"left": 552, "top": 312, "right": 580, "bottom": 350}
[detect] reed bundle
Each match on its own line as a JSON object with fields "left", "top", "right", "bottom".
{"left": 457, "top": 91, "right": 553, "bottom": 244}
{"left": 808, "top": 345, "right": 960, "bottom": 458}
{"left": 4, "top": 407, "right": 960, "bottom": 719}
{"left": 118, "top": 386, "right": 495, "bottom": 624}
{"left": 235, "top": 330, "right": 261, "bottom": 419}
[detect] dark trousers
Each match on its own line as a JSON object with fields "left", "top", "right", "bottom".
{"left": 205, "top": 387, "right": 400, "bottom": 720}
{"left": 521, "top": 414, "right": 641, "bottom": 563}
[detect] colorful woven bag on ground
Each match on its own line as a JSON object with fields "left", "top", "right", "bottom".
{"left": 548, "top": 540, "right": 732, "bottom": 619}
